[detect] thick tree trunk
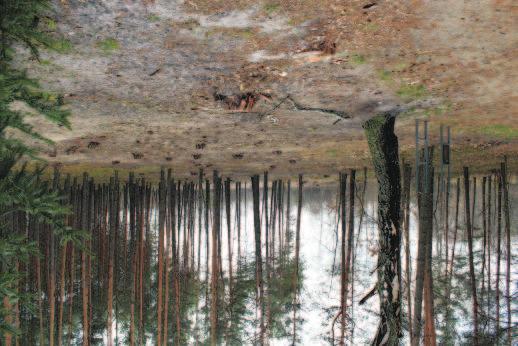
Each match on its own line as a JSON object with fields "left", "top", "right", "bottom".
{"left": 363, "top": 113, "right": 402, "bottom": 345}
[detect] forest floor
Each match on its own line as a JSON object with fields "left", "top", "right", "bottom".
{"left": 21, "top": 0, "right": 517, "bottom": 180}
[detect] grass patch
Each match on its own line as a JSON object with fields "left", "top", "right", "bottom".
{"left": 479, "top": 125, "right": 518, "bottom": 140}
{"left": 396, "top": 83, "right": 427, "bottom": 100}
{"left": 264, "top": 3, "right": 280, "bottom": 15}
{"left": 378, "top": 69, "right": 392, "bottom": 82}
{"left": 147, "top": 14, "right": 160, "bottom": 22}
{"left": 45, "top": 18, "right": 57, "bottom": 30}
{"left": 363, "top": 22, "right": 379, "bottom": 32}
{"left": 350, "top": 54, "right": 366, "bottom": 65}
{"left": 326, "top": 149, "right": 338, "bottom": 157}
{"left": 50, "top": 38, "right": 72, "bottom": 53}
{"left": 97, "top": 38, "right": 119, "bottom": 53}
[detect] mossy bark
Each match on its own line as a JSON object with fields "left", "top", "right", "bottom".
{"left": 363, "top": 113, "right": 402, "bottom": 345}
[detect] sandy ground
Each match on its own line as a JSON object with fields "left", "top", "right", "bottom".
{"left": 19, "top": 0, "right": 518, "bottom": 178}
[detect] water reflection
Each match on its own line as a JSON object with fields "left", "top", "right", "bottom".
{"left": 10, "top": 172, "right": 517, "bottom": 345}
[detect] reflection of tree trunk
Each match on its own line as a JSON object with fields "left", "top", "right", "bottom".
{"left": 225, "top": 179, "right": 233, "bottom": 293}
{"left": 481, "top": 177, "right": 487, "bottom": 300}
{"left": 163, "top": 172, "right": 172, "bottom": 346}
{"left": 157, "top": 171, "right": 166, "bottom": 346}
{"left": 412, "top": 147, "right": 435, "bottom": 346}
{"left": 236, "top": 182, "right": 242, "bottom": 263}
{"left": 339, "top": 172, "right": 347, "bottom": 345}
{"left": 57, "top": 242, "right": 67, "bottom": 346}
{"left": 500, "top": 161, "right": 511, "bottom": 345}
{"left": 487, "top": 176, "right": 492, "bottom": 319}
{"left": 129, "top": 176, "right": 137, "bottom": 346}
{"left": 363, "top": 113, "right": 402, "bottom": 345}
{"left": 496, "top": 171, "right": 502, "bottom": 340}
{"left": 292, "top": 175, "right": 302, "bottom": 345}
{"left": 205, "top": 179, "right": 210, "bottom": 307}
{"left": 81, "top": 174, "right": 90, "bottom": 346}
{"left": 402, "top": 163, "right": 412, "bottom": 339}
{"left": 252, "top": 175, "right": 265, "bottom": 344}
{"left": 423, "top": 164, "right": 436, "bottom": 346}
{"left": 464, "top": 168, "right": 479, "bottom": 344}
{"left": 210, "top": 172, "right": 221, "bottom": 346}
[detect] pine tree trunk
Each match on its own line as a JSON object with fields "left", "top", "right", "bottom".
{"left": 464, "top": 167, "right": 479, "bottom": 344}
{"left": 252, "top": 174, "right": 265, "bottom": 345}
{"left": 363, "top": 113, "right": 402, "bottom": 345}
{"left": 210, "top": 172, "right": 221, "bottom": 346}
{"left": 496, "top": 171, "right": 502, "bottom": 340}
{"left": 500, "top": 161, "right": 511, "bottom": 345}
{"left": 402, "top": 163, "right": 413, "bottom": 339}
{"left": 339, "top": 172, "right": 347, "bottom": 345}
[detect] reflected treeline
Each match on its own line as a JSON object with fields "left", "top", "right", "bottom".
{"left": 4, "top": 169, "right": 305, "bottom": 345}
{"left": 2, "top": 163, "right": 516, "bottom": 345}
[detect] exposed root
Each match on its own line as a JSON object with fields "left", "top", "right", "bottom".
{"left": 286, "top": 95, "right": 350, "bottom": 119}
{"left": 214, "top": 92, "right": 271, "bottom": 111}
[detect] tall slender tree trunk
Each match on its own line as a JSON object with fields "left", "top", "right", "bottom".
{"left": 363, "top": 113, "right": 402, "bottom": 345}
{"left": 252, "top": 175, "right": 265, "bottom": 345}
{"left": 157, "top": 171, "right": 166, "bottom": 346}
{"left": 57, "top": 242, "right": 67, "bottom": 346}
{"left": 339, "top": 172, "right": 347, "bottom": 345}
{"left": 464, "top": 167, "right": 479, "bottom": 344}
{"left": 210, "top": 172, "right": 221, "bottom": 346}
{"left": 225, "top": 179, "right": 233, "bottom": 293}
{"left": 292, "top": 175, "right": 302, "bottom": 345}
{"left": 413, "top": 147, "right": 436, "bottom": 346}
{"left": 496, "top": 171, "right": 502, "bottom": 340}
{"left": 500, "top": 161, "right": 511, "bottom": 345}
{"left": 402, "top": 163, "right": 413, "bottom": 339}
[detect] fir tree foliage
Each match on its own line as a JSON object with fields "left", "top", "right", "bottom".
{"left": 0, "top": 0, "right": 79, "bottom": 337}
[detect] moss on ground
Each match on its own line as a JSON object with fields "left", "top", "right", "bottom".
{"left": 396, "top": 83, "right": 427, "bottom": 100}
{"left": 97, "top": 38, "right": 119, "bottom": 53}
{"left": 479, "top": 124, "right": 518, "bottom": 140}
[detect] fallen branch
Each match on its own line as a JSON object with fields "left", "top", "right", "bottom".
{"left": 359, "top": 284, "right": 377, "bottom": 305}
{"left": 286, "top": 95, "right": 350, "bottom": 119}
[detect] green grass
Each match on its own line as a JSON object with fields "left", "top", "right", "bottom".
{"left": 363, "top": 22, "right": 379, "bottom": 32}
{"left": 97, "top": 38, "right": 119, "bottom": 53}
{"left": 147, "top": 14, "right": 160, "bottom": 22}
{"left": 378, "top": 69, "right": 392, "bottom": 81}
{"left": 45, "top": 18, "right": 57, "bottom": 30}
{"left": 350, "top": 54, "right": 366, "bottom": 65}
{"left": 396, "top": 83, "right": 427, "bottom": 100}
{"left": 326, "top": 149, "right": 338, "bottom": 157}
{"left": 50, "top": 39, "right": 73, "bottom": 53}
{"left": 264, "top": 3, "right": 280, "bottom": 15}
{"left": 479, "top": 124, "right": 518, "bottom": 140}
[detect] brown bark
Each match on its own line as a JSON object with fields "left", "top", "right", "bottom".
{"left": 500, "top": 161, "right": 511, "bottom": 345}
{"left": 402, "top": 163, "right": 413, "bottom": 339}
{"left": 363, "top": 113, "right": 402, "bottom": 345}
{"left": 252, "top": 174, "right": 265, "bottom": 344}
{"left": 464, "top": 167, "right": 479, "bottom": 344}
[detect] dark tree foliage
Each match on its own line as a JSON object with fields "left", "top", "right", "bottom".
{"left": 0, "top": 0, "right": 79, "bottom": 338}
